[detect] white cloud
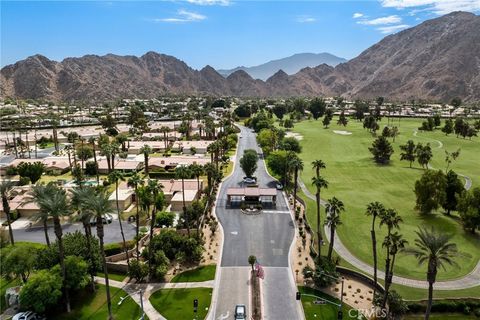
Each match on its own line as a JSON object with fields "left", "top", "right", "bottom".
{"left": 380, "top": 0, "right": 480, "bottom": 15}
{"left": 296, "top": 15, "right": 316, "bottom": 23}
{"left": 353, "top": 12, "right": 364, "bottom": 18}
{"left": 377, "top": 24, "right": 410, "bottom": 33}
{"left": 186, "top": 0, "right": 231, "bottom": 5}
{"left": 154, "top": 9, "right": 206, "bottom": 23}
{"left": 358, "top": 15, "right": 402, "bottom": 25}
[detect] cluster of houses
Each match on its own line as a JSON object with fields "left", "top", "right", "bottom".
{"left": 0, "top": 177, "right": 204, "bottom": 222}
{"left": 0, "top": 116, "right": 223, "bottom": 227}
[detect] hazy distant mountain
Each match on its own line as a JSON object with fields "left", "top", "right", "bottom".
{"left": 1, "top": 12, "right": 479, "bottom": 102}
{"left": 217, "top": 53, "right": 347, "bottom": 80}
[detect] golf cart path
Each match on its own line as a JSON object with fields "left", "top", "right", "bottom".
{"left": 94, "top": 277, "right": 214, "bottom": 320}
{"left": 297, "top": 179, "right": 480, "bottom": 290}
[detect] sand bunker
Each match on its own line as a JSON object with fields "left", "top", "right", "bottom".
{"left": 333, "top": 130, "right": 352, "bottom": 135}
{"left": 285, "top": 132, "right": 304, "bottom": 140}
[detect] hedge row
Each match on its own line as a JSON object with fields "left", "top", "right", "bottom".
{"left": 104, "top": 240, "right": 135, "bottom": 256}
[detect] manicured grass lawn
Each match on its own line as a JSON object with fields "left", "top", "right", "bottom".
{"left": 298, "top": 191, "right": 480, "bottom": 299}
{"left": 96, "top": 271, "right": 128, "bottom": 282}
{"left": 50, "top": 284, "right": 147, "bottom": 320}
{"left": 299, "top": 286, "right": 366, "bottom": 320}
{"left": 149, "top": 287, "right": 212, "bottom": 320}
{"left": 171, "top": 265, "right": 216, "bottom": 283}
{"left": 388, "top": 282, "right": 480, "bottom": 300}
{"left": 293, "top": 117, "right": 480, "bottom": 281}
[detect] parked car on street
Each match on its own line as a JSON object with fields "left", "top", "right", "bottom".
{"left": 89, "top": 214, "right": 113, "bottom": 225}
{"left": 234, "top": 304, "right": 246, "bottom": 320}
{"left": 243, "top": 177, "right": 257, "bottom": 184}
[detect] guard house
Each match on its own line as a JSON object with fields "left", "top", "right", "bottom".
{"left": 226, "top": 187, "right": 277, "bottom": 208}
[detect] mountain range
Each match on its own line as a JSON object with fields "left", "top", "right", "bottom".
{"left": 217, "top": 53, "right": 347, "bottom": 80}
{"left": 1, "top": 11, "right": 479, "bottom": 103}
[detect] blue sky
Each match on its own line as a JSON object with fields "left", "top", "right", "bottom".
{"left": 1, "top": 0, "right": 479, "bottom": 69}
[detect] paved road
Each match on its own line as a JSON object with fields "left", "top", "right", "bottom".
{"left": 299, "top": 180, "right": 480, "bottom": 290}
{"left": 211, "top": 125, "right": 303, "bottom": 320}
{"left": 12, "top": 218, "right": 137, "bottom": 244}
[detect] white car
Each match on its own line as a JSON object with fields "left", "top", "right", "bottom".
{"left": 89, "top": 214, "right": 113, "bottom": 225}
{"left": 234, "top": 304, "right": 246, "bottom": 320}
{"left": 12, "top": 311, "right": 45, "bottom": 320}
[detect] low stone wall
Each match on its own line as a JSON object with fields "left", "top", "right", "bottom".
{"left": 105, "top": 261, "right": 129, "bottom": 273}
{"left": 105, "top": 234, "right": 149, "bottom": 263}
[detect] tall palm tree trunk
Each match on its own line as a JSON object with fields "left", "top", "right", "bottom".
{"left": 316, "top": 191, "right": 322, "bottom": 258}
{"left": 97, "top": 217, "right": 113, "bottom": 319}
{"left": 293, "top": 169, "right": 298, "bottom": 212}
{"left": 53, "top": 216, "right": 70, "bottom": 312}
{"left": 83, "top": 221, "right": 96, "bottom": 292}
{"left": 371, "top": 219, "right": 378, "bottom": 299}
{"left": 182, "top": 178, "right": 190, "bottom": 236}
{"left": 12, "top": 132, "right": 18, "bottom": 158}
{"left": 327, "top": 225, "right": 335, "bottom": 260}
{"left": 115, "top": 181, "right": 130, "bottom": 268}
{"left": 2, "top": 197, "right": 15, "bottom": 245}
{"left": 148, "top": 204, "right": 157, "bottom": 280}
{"left": 382, "top": 239, "right": 391, "bottom": 308}
{"left": 25, "top": 132, "right": 31, "bottom": 158}
{"left": 135, "top": 187, "right": 140, "bottom": 259}
{"left": 43, "top": 219, "right": 50, "bottom": 246}
{"left": 91, "top": 141, "right": 99, "bottom": 183}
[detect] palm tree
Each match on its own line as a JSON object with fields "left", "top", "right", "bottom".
{"left": 88, "top": 137, "right": 100, "bottom": 183}
{"left": 128, "top": 173, "right": 143, "bottom": 259}
{"left": 311, "top": 176, "right": 328, "bottom": 257}
{"left": 176, "top": 165, "right": 192, "bottom": 236}
{"left": 204, "top": 163, "right": 217, "bottom": 192}
{"left": 140, "top": 145, "right": 152, "bottom": 176}
{"left": 108, "top": 170, "right": 130, "bottom": 268}
{"left": 84, "top": 191, "right": 115, "bottom": 319}
{"left": 325, "top": 196, "right": 344, "bottom": 261}
{"left": 403, "top": 227, "right": 461, "bottom": 320}
{"left": 0, "top": 180, "right": 16, "bottom": 245}
{"left": 110, "top": 142, "right": 120, "bottom": 171}
{"left": 365, "top": 201, "right": 386, "bottom": 298}
{"left": 311, "top": 159, "right": 326, "bottom": 179}
{"left": 379, "top": 208, "right": 403, "bottom": 307}
{"left": 382, "top": 231, "right": 407, "bottom": 303}
{"left": 29, "top": 183, "right": 72, "bottom": 312}
{"left": 189, "top": 164, "right": 204, "bottom": 195}
{"left": 100, "top": 142, "right": 112, "bottom": 173}
{"left": 70, "top": 187, "right": 97, "bottom": 291}
{"left": 160, "top": 126, "right": 171, "bottom": 150}
{"left": 289, "top": 156, "right": 304, "bottom": 213}
{"left": 23, "top": 183, "right": 58, "bottom": 246}
{"left": 146, "top": 179, "right": 160, "bottom": 280}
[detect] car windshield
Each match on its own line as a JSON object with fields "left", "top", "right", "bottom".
{"left": 236, "top": 306, "right": 245, "bottom": 315}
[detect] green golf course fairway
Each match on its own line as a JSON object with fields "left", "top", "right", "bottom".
{"left": 293, "top": 117, "right": 479, "bottom": 281}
